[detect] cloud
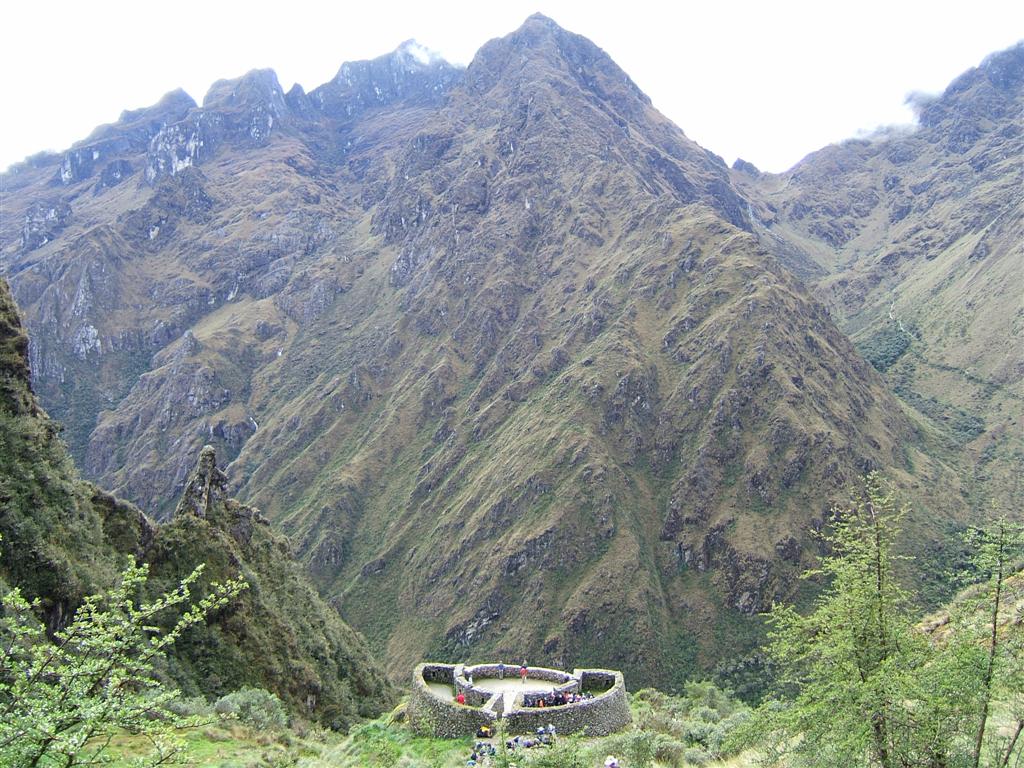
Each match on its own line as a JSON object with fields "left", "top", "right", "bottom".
{"left": 398, "top": 39, "right": 447, "bottom": 67}
{"left": 904, "top": 90, "right": 939, "bottom": 119}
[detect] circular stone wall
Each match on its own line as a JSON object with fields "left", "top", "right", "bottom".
{"left": 408, "top": 663, "right": 631, "bottom": 738}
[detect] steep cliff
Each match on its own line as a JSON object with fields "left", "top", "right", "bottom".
{"left": 0, "top": 16, "right": 988, "bottom": 688}
{"left": 734, "top": 42, "right": 1024, "bottom": 513}
{"left": 0, "top": 279, "right": 394, "bottom": 725}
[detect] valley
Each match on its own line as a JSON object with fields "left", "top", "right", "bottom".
{"left": 0, "top": 14, "right": 1020, "bottom": 697}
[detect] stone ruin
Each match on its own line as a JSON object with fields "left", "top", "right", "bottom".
{"left": 408, "top": 662, "right": 631, "bottom": 738}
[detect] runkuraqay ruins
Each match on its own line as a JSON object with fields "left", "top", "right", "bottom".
{"left": 409, "top": 662, "right": 631, "bottom": 738}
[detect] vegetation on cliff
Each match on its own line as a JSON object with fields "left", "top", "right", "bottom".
{"left": 0, "top": 278, "right": 395, "bottom": 728}
{"left": 0, "top": 552, "right": 244, "bottom": 767}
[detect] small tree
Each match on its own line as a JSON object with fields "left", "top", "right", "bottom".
{"left": 749, "top": 478, "right": 1024, "bottom": 768}
{"left": 0, "top": 545, "right": 246, "bottom": 768}
{"left": 754, "top": 474, "right": 916, "bottom": 768}
{"left": 954, "top": 517, "right": 1024, "bottom": 768}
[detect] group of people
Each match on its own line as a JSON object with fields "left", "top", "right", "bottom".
{"left": 465, "top": 726, "right": 556, "bottom": 766}
{"left": 523, "top": 688, "right": 594, "bottom": 708}
{"left": 507, "top": 724, "right": 557, "bottom": 749}
{"left": 465, "top": 740, "right": 496, "bottom": 765}
{"left": 488, "top": 661, "right": 530, "bottom": 681}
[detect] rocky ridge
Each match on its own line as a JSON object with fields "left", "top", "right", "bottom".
{"left": 733, "top": 42, "right": 1024, "bottom": 513}
{"left": 0, "top": 16, "right": 992, "bottom": 689}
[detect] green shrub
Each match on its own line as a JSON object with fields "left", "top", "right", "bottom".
{"left": 215, "top": 687, "right": 288, "bottom": 730}
{"left": 680, "top": 718, "right": 715, "bottom": 747}
{"left": 624, "top": 730, "right": 657, "bottom": 768}
{"left": 858, "top": 324, "right": 911, "bottom": 372}
{"left": 652, "top": 734, "right": 686, "bottom": 767}
{"left": 165, "top": 694, "right": 214, "bottom": 718}
{"left": 521, "top": 740, "right": 588, "bottom": 767}
{"left": 690, "top": 704, "right": 720, "bottom": 723}
{"left": 684, "top": 745, "right": 711, "bottom": 765}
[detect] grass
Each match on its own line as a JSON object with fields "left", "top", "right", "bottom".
{"left": 97, "top": 687, "right": 765, "bottom": 767}
{"left": 99, "top": 722, "right": 341, "bottom": 767}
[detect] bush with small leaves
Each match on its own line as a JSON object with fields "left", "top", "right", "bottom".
{"left": 165, "top": 695, "right": 215, "bottom": 718}
{"left": 652, "top": 734, "right": 686, "bottom": 767}
{"left": 0, "top": 545, "right": 246, "bottom": 768}
{"left": 520, "top": 740, "right": 589, "bottom": 768}
{"left": 214, "top": 687, "right": 289, "bottom": 730}
{"left": 684, "top": 745, "right": 711, "bottom": 766}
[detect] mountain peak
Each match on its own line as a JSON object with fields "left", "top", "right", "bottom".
{"left": 521, "top": 11, "right": 562, "bottom": 31}
{"left": 202, "top": 68, "right": 287, "bottom": 112}
{"left": 916, "top": 40, "right": 1023, "bottom": 132}
{"left": 393, "top": 39, "right": 449, "bottom": 68}
{"left": 465, "top": 13, "right": 651, "bottom": 111}
{"left": 308, "top": 40, "right": 462, "bottom": 119}
{"left": 118, "top": 89, "right": 196, "bottom": 124}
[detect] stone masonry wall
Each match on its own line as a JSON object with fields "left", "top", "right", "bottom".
{"left": 502, "top": 669, "right": 630, "bottom": 737}
{"left": 409, "top": 663, "right": 631, "bottom": 738}
{"left": 409, "top": 664, "right": 497, "bottom": 739}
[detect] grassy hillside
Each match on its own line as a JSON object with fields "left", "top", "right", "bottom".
{"left": 734, "top": 43, "right": 1024, "bottom": 517}
{"left": 0, "top": 15, "right": 990, "bottom": 690}
{"left": 0, "top": 278, "right": 395, "bottom": 726}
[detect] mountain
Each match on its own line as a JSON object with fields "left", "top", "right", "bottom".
{"left": 0, "top": 279, "right": 394, "bottom": 726}
{"left": 0, "top": 15, "right": 993, "bottom": 690}
{"left": 732, "top": 42, "right": 1024, "bottom": 512}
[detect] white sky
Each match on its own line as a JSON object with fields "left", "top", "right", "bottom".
{"left": 1, "top": 0, "right": 1021, "bottom": 173}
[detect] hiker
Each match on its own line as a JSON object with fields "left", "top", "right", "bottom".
{"left": 498, "top": 662, "right": 506, "bottom": 679}
{"left": 520, "top": 662, "right": 528, "bottom": 682}
{"left": 456, "top": 691, "right": 466, "bottom": 705}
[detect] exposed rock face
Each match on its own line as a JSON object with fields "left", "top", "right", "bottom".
{"left": 309, "top": 39, "right": 462, "bottom": 119}
{"left": 0, "top": 15, "right": 1000, "bottom": 689}
{"left": 20, "top": 199, "right": 72, "bottom": 252}
{"left": 0, "top": 279, "right": 395, "bottom": 725}
{"left": 174, "top": 444, "right": 228, "bottom": 518}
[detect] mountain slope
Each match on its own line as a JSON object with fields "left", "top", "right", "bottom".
{"left": 0, "top": 278, "right": 395, "bottom": 725}
{"left": 733, "top": 42, "right": 1024, "bottom": 511}
{"left": 0, "top": 16, "right": 974, "bottom": 688}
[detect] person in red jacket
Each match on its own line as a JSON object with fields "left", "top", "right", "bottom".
{"left": 456, "top": 692, "right": 466, "bottom": 705}
{"left": 519, "top": 662, "right": 528, "bottom": 683}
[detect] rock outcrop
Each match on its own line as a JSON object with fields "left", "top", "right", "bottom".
{"left": 0, "top": 279, "right": 394, "bottom": 726}
{"left": 0, "top": 16, "right": 1003, "bottom": 690}
{"left": 174, "top": 444, "right": 228, "bottom": 518}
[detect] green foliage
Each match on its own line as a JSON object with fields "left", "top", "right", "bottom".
{"left": 214, "top": 688, "right": 288, "bottom": 731}
{"left": 894, "top": 385, "right": 987, "bottom": 444}
{"left": 629, "top": 684, "right": 750, "bottom": 763}
{"left": 163, "top": 695, "right": 215, "bottom": 719}
{"left": 954, "top": 516, "right": 1024, "bottom": 768}
{"left": 746, "top": 476, "right": 1024, "bottom": 768}
{"left": 144, "top": 508, "right": 397, "bottom": 728}
{"left": 858, "top": 323, "right": 912, "bottom": 372}
{"left": 311, "top": 719, "right": 454, "bottom": 768}
{"left": 0, "top": 547, "right": 246, "bottom": 768}
{"left": 507, "top": 738, "right": 589, "bottom": 768}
